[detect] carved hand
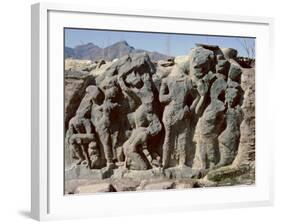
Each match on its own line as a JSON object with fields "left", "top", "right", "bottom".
{"left": 197, "top": 80, "right": 209, "bottom": 97}
{"left": 183, "top": 105, "right": 191, "bottom": 118}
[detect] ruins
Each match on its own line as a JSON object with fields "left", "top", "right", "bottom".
{"left": 64, "top": 44, "right": 255, "bottom": 194}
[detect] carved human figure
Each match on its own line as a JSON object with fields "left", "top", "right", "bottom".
{"left": 118, "top": 69, "right": 162, "bottom": 170}
{"left": 118, "top": 71, "right": 154, "bottom": 111}
{"left": 88, "top": 140, "right": 105, "bottom": 169}
{"left": 217, "top": 87, "right": 243, "bottom": 166}
{"left": 159, "top": 65, "right": 196, "bottom": 168}
{"left": 123, "top": 100, "right": 162, "bottom": 170}
{"left": 194, "top": 44, "right": 230, "bottom": 79}
{"left": 91, "top": 80, "right": 120, "bottom": 169}
{"left": 189, "top": 46, "right": 215, "bottom": 81}
{"left": 66, "top": 85, "right": 100, "bottom": 138}
{"left": 192, "top": 78, "right": 227, "bottom": 169}
{"left": 68, "top": 133, "right": 96, "bottom": 167}
{"left": 66, "top": 85, "right": 102, "bottom": 167}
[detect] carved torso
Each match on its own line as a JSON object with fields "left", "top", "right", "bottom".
{"left": 162, "top": 76, "right": 193, "bottom": 126}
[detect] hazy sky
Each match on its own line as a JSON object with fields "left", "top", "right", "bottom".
{"left": 65, "top": 28, "right": 255, "bottom": 57}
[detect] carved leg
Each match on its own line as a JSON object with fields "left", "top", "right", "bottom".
{"left": 218, "top": 140, "right": 238, "bottom": 167}
{"left": 162, "top": 125, "right": 175, "bottom": 168}
{"left": 110, "top": 131, "right": 119, "bottom": 162}
{"left": 83, "top": 119, "right": 92, "bottom": 134}
{"left": 193, "top": 139, "right": 207, "bottom": 169}
{"left": 123, "top": 140, "right": 130, "bottom": 168}
{"left": 206, "top": 138, "right": 219, "bottom": 169}
{"left": 123, "top": 134, "right": 149, "bottom": 170}
{"left": 98, "top": 128, "right": 114, "bottom": 167}
{"left": 81, "top": 144, "right": 92, "bottom": 169}
{"left": 71, "top": 143, "right": 85, "bottom": 165}
{"left": 126, "top": 151, "right": 148, "bottom": 170}
{"left": 177, "top": 122, "right": 189, "bottom": 167}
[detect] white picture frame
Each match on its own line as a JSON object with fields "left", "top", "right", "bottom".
{"left": 31, "top": 2, "right": 274, "bottom": 221}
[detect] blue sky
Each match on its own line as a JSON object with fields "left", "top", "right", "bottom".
{"left": 65, "top": 28, "right": 255, "bottom": 57}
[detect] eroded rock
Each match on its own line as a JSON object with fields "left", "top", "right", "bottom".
{"left": 64, "top": 44, "right": 255, "bottom": 194}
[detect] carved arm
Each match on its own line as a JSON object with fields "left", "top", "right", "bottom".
{"left": 147, "top": 113, "right": 162, "bottom": 137}
{"left": 159, "top": 80, "right": 171, "bottom": 104}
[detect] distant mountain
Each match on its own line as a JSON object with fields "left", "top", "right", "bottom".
{"left": 65, "top": 47, "right": 75, "bottom": 58}
{"left": 65, "top": 41, "right": 170, "bottom": 61}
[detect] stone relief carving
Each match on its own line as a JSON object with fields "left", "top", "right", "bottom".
{"left": 64, "top": 44, "right": 255, "bottom": 193}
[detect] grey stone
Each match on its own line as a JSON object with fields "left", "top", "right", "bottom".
{"left": 160, "top": 65, "right": 196, "bottom": 168}
{"left": 75, "top": 182, "right": 116, "bottom": 194}
{"left": 190, "top": 47, "right": 215, "bottom": 79}
{"left": 158, "top": 58, "right": 175, "bottom": 67}
{"left": 221, "top": 48, "right": 238, "bottom": 60}
{"left": 228, "top": 63, "right": 242, "bottom": 82}
{"left": 111, "top": 178, "right": 140, "bottom": 191}
{"left": 195, "top": 43, "right": 220, "bottom": 51}
{"left": 205, "top": 164, "right": 254, "bottom": 186}
{"left": 164, "top": 166, "right": 194, "bottom": 179}
{"left": 65, "top": 166, "right": 103, "bottom": 180}
{"left": 174, "top": 180, "right": 196, "bottom": 189}
{"left": 64, "top": 75, "right": 95, "bottom": 132}
{"left": 65, "top": 59, "right": 96, "bottom": 73}
{"left": 64, "top": 43, "right": 255, "bottom": 194}
{"left": 137, "top": 180, "right": 174, "bottom": 191}
{"left": 174, "top": 55, "right": 190, "bottom": 75}
{"left": 233, "top": 68, "right": 255, "bottom": 166}
{"left": 216, "top": 58, "right": 230, "bottom": 76}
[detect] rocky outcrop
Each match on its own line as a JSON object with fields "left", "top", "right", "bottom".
{"left": 64, "top": 44, "right": 255, "bottom": 194}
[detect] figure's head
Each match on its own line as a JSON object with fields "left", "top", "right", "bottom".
{"left": 100, "top": 76, "right": 118, "bottom": 89}
{"left": 104, "top": 86, "right": 119, "bottom": 100}
{"left": 86, "top": 85, "right": 103, "bottom": 102}
{"left": 86, "top": 85, "right": 103, "bottom": 103}
{"left": 125, "top": 71, "right": 143, "bottom": 88}
{"left": 143, "top": 101, "right": 153, "bottom": 112}
{"left": 215, "top": 54, "right": 230, "bottom": 76}
{"left": 88, "top": 141, "right": 99, "bottom": 157}
{"left": 190, "top": 47, "right": 215, "bottom": 79}
{"left": 169, "top": 65, "right": 186, "bottom": 77}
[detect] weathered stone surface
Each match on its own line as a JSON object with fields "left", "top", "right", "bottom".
{"left": 65, "top": 59, "right": 96, "bottom": 73}
{"left": 195, "top": 43, "right": 220, "bottom": 51}
{"left": 174, "top": 180, "right": 196, "bottom": 189}
{"left": 64, "top": 75, "right": 95, "bottom": 126}
{"left": 111, "top": 178, "right": 140, "bottom": 191}
{"left": 217, "top": 88, "right": 243, "bottom": 167}
{"left": 137, "top": 180, "right": 174, "bottom": 191}
{"left": 205, "top": 164, "right": 255, "bottom": 186}
{"left": 164, "top": 166, "right": 194, "bottom": 179}
{"left": 228, "top": 63, "right": 242, "bottom": 82}
{"left": 64, "top": 43, "right": 255, "bottom": 194}
{"left": 65, "top": 179, "right": 101, "bottom": 194}
{"left": 158, "top": 58, "right": 175, "bottom": 67}
{"left": 75, "top": 182, "right": 116, "bottom": 194}
{"left": 122, "top": 168, "right": 164, "bottom": 180}
{"left": 65, "top": 166, "right": 104, "bottom": 180}
{"left": 190, "top": 46, "right": 215, "bottom": 79}
{"left": 221, "top": 48, "right": 238, "bottom": 60}
{"left": 233, "top": 68, "right": 255, "bottom": 166}
{"left": 174, "top": 55, "right": 190, "bottom": 75}
{"left": 216, "top": 58, "right": 230, "bottom": 76}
